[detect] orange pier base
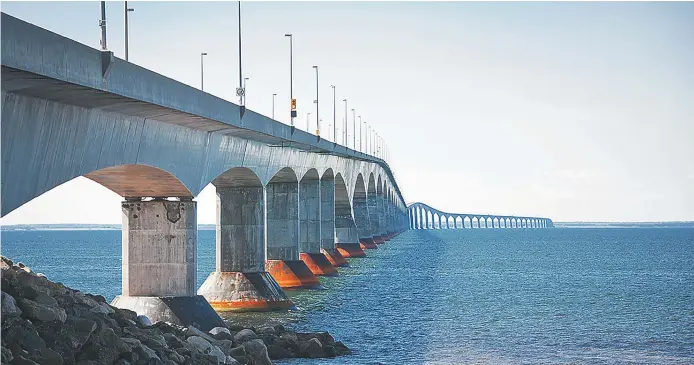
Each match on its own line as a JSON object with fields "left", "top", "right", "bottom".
{"left": 336, "top": 243, "right": 367, "bottom": 258}
{"left": 322, "top": 248, "right": 349, "bottom": 267}
{"left": 300, "top": 252, "right": 338, "bottom": 276}
{"left": 360, "top": 238, "right": 379, "bottom": 250}
{"left": 266, "top": 260, "right": 321, "bottom": 289}
{"left": 372, "top": 235, "right": 387, "bottom": 244}
{"left": 197, "top": 272, "right": 295, "bottom": 312}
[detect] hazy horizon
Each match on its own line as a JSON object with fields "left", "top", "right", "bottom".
{"left": 1, "top": 2, "right": 692, "bottom": 224}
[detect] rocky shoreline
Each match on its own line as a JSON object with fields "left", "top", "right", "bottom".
{"left": 1, "top": 256, "right": 350, "bottom": 364}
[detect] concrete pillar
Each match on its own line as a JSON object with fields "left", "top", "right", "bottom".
{"left": 266, "top": 180, "right": 320, "bottom": 289}
{"left": 354, "top": 192, "right": 377, "bottom": 249}
{"left": 112, "top": 199, "right": 224, "bottom": 330}
{"left": 197, "top": 186, "right": 294, "bottom": 312}
{"left": 299, "top": 174, "right": 337, "bottom": 276}
{"left": 376, "top": 193, "right": 389, "bottom": 242}
{"left": 367, "top": 192, "right": 382, "bottom": 244}
{"left": 318, "top": 173, "right": 347, "bottom": 267}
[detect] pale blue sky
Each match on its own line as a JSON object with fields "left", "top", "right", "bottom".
{"left": 1, "top": 1, "right": 693, "bottom": 224}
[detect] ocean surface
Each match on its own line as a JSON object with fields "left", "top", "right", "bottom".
{"left": 2, "top": 227, "right": 693, "bottom": 364}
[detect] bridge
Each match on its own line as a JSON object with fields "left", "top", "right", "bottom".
{"left": 408, "top": 202, "right": 553, "bottom": 229}
{"left": 1, "top": 13, "right": 552, "bottom": 330}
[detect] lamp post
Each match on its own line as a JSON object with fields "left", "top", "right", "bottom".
{"left": 342, "top": 99, "right": 347, "bottom": 147}
{"left": 331, "top": 85, "right": 336, "bottom": 143}
{"left": 352, "top": 108, "right": 356, "bottom": 149}
{"left": 272, "top": 93, "right": 276, "bottom": 119}
{"left": 359, "top": 116, "right": 363, "bottom": 152}
{"left": 99, "top": 1, "right": 107, "bottom": 51}
{"left": 285, "top": 34, "right": 293, "bottom": 126}
{"left": 124, "top": 2, "right": 134, "bottom": 61}
{"left": 368, "top": 125, "right": 371, "bottom": 155}
{"left": 200, "top": 52, "right": 207, "bottom": 91}
{"left": 313, "top": 65, "right": 319, "bottom": 136}
{"left": 238, "top": 1, "right": 243, "bottom": 107}
{"left": 306, "top": 112, "right": 311, "bottom": 131}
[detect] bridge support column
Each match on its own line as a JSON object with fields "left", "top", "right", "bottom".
{"left": 377, "top": 194, "right": 391, "bottom": 243}
{"left": 299, "top": 175, "right": 337, "bottom": 276}
{"left": 266, "top": 181, "right": 320, "bottom": 289}
{"left": 112, "top": 199, "right": 224, "bottom": 330}
{"left": 197, "top": 187, "right": 294, "bottom": 312}
{"left": 355, "top": 195, "right": 378, "bottom": 249}
{"left": 319, "top": 174, "right": 347, "bottom": 267}
{"left": 335, "top": 213, "right": 364, "bottom": 258}
{"left": 368, "top": 193, "right": 384, "bottom": 244}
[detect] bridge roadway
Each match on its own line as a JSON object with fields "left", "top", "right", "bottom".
{"left": 408, "top": 202, "right": 554, "bottom": 229}
{"left": 1, "top": 13, "right": 410, "bottom": 329}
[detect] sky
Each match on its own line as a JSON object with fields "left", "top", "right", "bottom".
{"left": 1, "top": 1, "right": 693, "bottom": 224}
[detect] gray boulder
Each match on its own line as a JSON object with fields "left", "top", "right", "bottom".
{"left": 299, "top": 337, "right": 325, "bottom": 358}
{"left": 1, "top": 291, "right": 22, "bottom": 317}
{"left": 242, "top": 339, "right": 272, "bottom": 365}
{"left": 186, "top": 325, "right": 216, "bottom": 343}
{"left": 16, "top": 298, "right": 66, "bottom": 323}
{"left": 186, "top": 336, "right": 212, "bottom": 354}
{"left": 233, "top": 329, "right": 257, "bottom": 343}
{"left": 209, "top": 345, "right": 226, "bottom": 363}
{"left": 136, "top": 315, "right": 152, "bottom": 327}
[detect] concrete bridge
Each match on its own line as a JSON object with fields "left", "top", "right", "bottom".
{"left": 408, "top": 202, "right": 554, "bottom": 229}
{"left": 1, "top": 13, "right": 409, "bottom": 329}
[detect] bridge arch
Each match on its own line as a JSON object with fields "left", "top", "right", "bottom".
{"left": 85, "top": 163, "right": 194, "bottom": 199}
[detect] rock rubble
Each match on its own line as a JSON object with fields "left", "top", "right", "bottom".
{"left": 1, "top": 256, "right": 350, "bottom": 365}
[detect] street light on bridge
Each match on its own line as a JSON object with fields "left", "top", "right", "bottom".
{"left": 285, "top": 34, "right": 294, "bottom": 126}
{"left": 124, "top": 2, "right": 134, "bottom": 61}
{"left": 200, "top": 52, "right": 207, "bottom": 91}
{"left": 343, "top": 99, "right": 348, "bottom": 146}
{"left": 331, "top": 85, "right": 336, "bottom": 143}
{"left": 351, "top": 109, "right": 356, "bottom": 149}
{"left": 313, "top": 65, "right": 319, "bottom": 137}
{"left": 358, "top": 116, "right": 362, "bottom": 152}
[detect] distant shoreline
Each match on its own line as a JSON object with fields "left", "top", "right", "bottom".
{"left": 2, "top": 222, "right": 692, "bottom": 231}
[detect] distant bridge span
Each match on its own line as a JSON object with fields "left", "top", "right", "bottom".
{"left": 407, "top": 202, "right": 553, "bottom": 229}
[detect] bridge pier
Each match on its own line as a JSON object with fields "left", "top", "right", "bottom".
{"left": 299, "top": 173, "right": 337, "bottom": 276}
{"left": 112, "top": 199, "right": 224, "bottom": 330}
{"left": 319, "top": 172, "right": 348, "bottom": 266}
{"left": 266, "top": 177, "right": 321, "bottom": 289}
{"left": 197, "top": 186, "right": 294, "bottom": 312}
{"left": 355, "top": 191, "right": 378, "bottom": 249}
{"left": 368, "top": 190, "right": 384, "bottom": 244}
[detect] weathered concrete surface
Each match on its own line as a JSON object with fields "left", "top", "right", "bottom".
{"left": 198, "top": 185, "right": 293, "bottom": 311}
{"left": 266, "top": 260, "right": 321, "bottom": 289}
{"left": 319, "top": 172, "right": 335, "bottom": 250}
{"left": 267, "top": 181, "right": 299, "bottom": 261}
{"left": 322, "top": 248, "right": 349, "bottom": 267}
{"left": 197, "top": 272, "right": 295, "bottom": 312}
{"left": 113, "top": 199, "right": 224, "bottom": 328}
{"left": 110, "top": 295, "right": 224, "bottom": 330}
{"left": 299, "top": 252, "right": 338, "bottom": 276}
{"left": 121, "top": 200, "right": 196, "bottom": 297}
{"left": 215, "top": 186, "right": 264, "bottom": 272}
{"left": 299, "top": 174, "right": 321, "bottom": 254}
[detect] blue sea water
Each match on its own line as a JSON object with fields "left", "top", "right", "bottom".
{"left": 2, "top": 228, "right": 693, "bottom": 364}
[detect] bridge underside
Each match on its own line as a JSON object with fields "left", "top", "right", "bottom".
{"left": 1, "top": 13, "right": 416, "bottom": 326}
